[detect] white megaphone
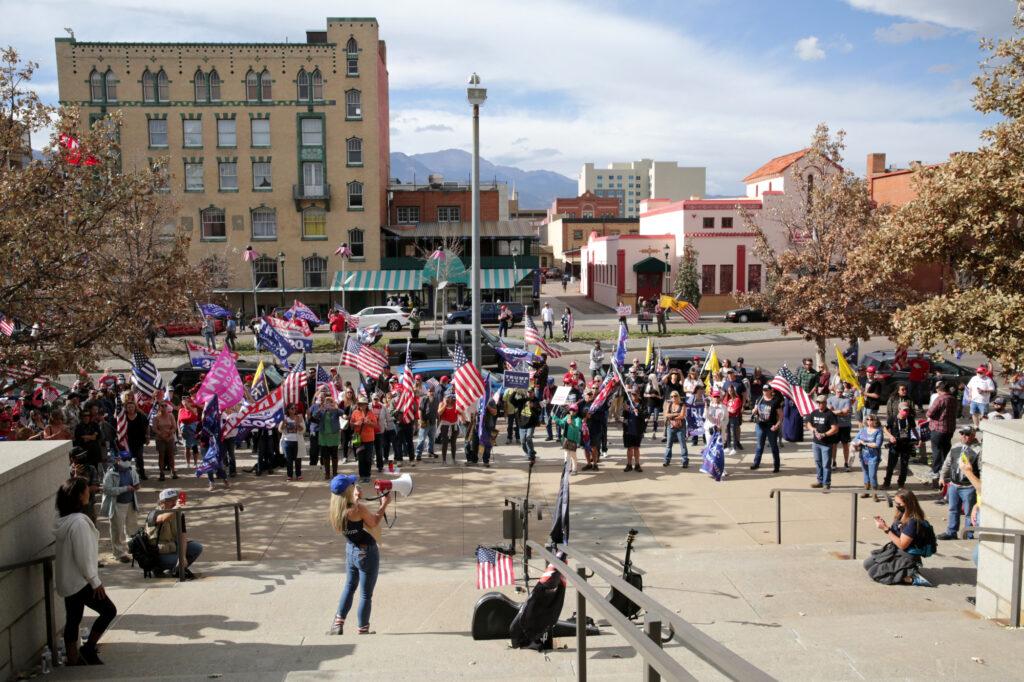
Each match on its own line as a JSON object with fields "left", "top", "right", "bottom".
{"left": 373, "top": 473, "right": 413, "bottom": 498}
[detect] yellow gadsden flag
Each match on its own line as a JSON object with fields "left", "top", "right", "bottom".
{"left": 251, "top": 359, "right": 265, "bottom": 388}
{"left": 834, "top": 345, "right": 864, "bottom": 409}
{"left": 660, "top": 294, "right": 700, "bottom": 323}
{"left": 644, "top": 337, "right": 654, "bottom": 367}
{"left": 703, "top": 345, "right": 720, "bottom": 394}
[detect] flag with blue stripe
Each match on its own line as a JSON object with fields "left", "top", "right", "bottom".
{"left": 256, "top": 319, "right": 296, "bottom": 361}
{"left": 613, "top": 322, "right": 628, "bottom": 369}
{"left": 130, "top": 350, "right": 164, "bottom": 397}
{"left": 198, "top": 302, "right": 233, "bottom": 318}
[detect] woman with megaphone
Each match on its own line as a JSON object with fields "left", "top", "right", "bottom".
{"left": 328, "top": 474, "right": 390, "bottom": 635}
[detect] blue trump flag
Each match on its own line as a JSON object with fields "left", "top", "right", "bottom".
{"left": 198, "top": 302, "right": 233, "bottom": 318}
{"left": 613, "top": 321, "right": 628, "bottom": 369}
{"left": 700, "top": 430, "right": 726, "bottom": 482}
{"left": 196, "top": 394, "right": 225, "bottom": 478}
{"left": 256, "top": 319, "right": 295, "bottom": 362}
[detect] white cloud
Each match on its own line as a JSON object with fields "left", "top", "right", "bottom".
{"left": 794, "top": 36, "right": 826, "bottom": 61}
{"left": 875, "top": 22, "right": 949, "bottom": 44}
{"left": 845, "top": 0, "right": 1016, "bottom": 35}
{"left": 928, "top": 63, "right": 956, "bottom": 74}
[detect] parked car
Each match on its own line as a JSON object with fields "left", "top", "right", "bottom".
{"left": 545, "top": 267, "right": 562, "bottom": 280}
{"left": 860, "top": 350, "right": 974, "bottom": 403}
{"left": 157, "top": 319, "right": 225, "bottom": 338}
{"left": 723, "top": 308, "right": 767, "bottom": 323}
{"left": 661, "top": 349, "right": 710, "bottom": 375}
{"left": 354, "top": 306, "right": 411, "bottom": 332}
{"left": 170, "top": 360, "right": 284, "bottom": 394}
{"left": 385, "top": 325, "right": 526, "bottom": 370}
{"left": 394, "top": 359, "right": 504, "bottom": 394}
{"left": 446, "top": 302, "right": 526, "bottom": 326}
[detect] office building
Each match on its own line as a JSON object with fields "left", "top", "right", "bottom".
{"left": 578, "top": 159, "right": 706, "bottom": 217}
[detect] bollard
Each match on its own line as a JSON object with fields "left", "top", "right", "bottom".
{"left": 577, "top": 565, "right": 587, "bottom": 681}
{"left": 644, "top": 618, "right": 663, "bottom": 682}
{"left": 850, "top": 492, "right": 858, "bottom": 560}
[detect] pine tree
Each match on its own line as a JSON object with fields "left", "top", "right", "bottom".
{"left": 675, "top": 245, "right": 701, "bottom": 307}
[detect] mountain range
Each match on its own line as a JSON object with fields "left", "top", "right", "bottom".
{"left": 390, "top": 149, "right": 576, "bottom": 210}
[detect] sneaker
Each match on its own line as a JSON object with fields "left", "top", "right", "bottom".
{"left": 681, "top": 461, "right": 689, "bottom": 469}
{"left": 79, "top": 643, "right": 103, "bottom": 665}
{"left": 635, "top": 465, "right": 643, "bottom": 473}
{"left": 772, "top": 466, "right": 780, "bottom": 473}
{"left": 811, "top": 482, "right": 823, "bottom": 489}
{"left": 750, "top": 465, "right": 760, "bottom": 470}
{"left": 937, "top": 532, "right": 957, "bottom": 541}
{"left": 825, "top": 484, "right": 831, "bottom": 490}
{"left": 484, "top": 463, "right": 490, "bottom": 468}
{"left": 286, "top": 477, "right": 293, "bottom": 482}
{"left": 624, "top": 464, "right": 633, "bottom": 472}
{"left": 860, "top": 492, "right": 870, "bottom": 498}
{"left": 935, "top": 498, "right": 947, "bottom": 505}
{"left": 329, "top": 616, "right": 344, "bottom": 635}
{"left": 662, "top": 461, "right": 670, "bottom": 467}
{"left": 593, "top": 463, "right": 599, "bottom": 471}
{"left": 208, "top": 483, "right": 216, "bottom": 491}
{"left": 581, "top": 464, "right": 593, "bottom": 471}
{"left": 911, "top": 572, "right": 934, "bottom": 587}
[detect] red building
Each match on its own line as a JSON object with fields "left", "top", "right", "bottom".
{"left": 546, "top": 190, "right": 620, "bottom": 223}
{"left": 389, "top": 181, "right": 503, "bottom": 225}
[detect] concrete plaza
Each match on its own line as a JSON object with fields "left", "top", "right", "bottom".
{"left": 49, "top": 421, "right": 1024, "bottom": 681}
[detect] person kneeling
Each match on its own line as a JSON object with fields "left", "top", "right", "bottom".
{"left": 864, "top": 489, "right": 937, "bottom": 587}
{"left": 147, "top": 489, "right": 203, "bottom": 580}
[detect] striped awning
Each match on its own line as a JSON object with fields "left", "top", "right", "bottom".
{"left": 333, "top": 269, "right": 423, "bottom": 292}
{"left": 449, "top": 268, "right": 533, "bottom": 288}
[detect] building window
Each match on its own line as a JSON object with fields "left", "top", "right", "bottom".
{"left": 142, "top": 70, "right": 156, "bottom": 102}
{"left": 90, "top": 68, "right": 117, "bottom": 103}
{"left": 437, "top": 206, "right": 460, "bottom": 222}
{"left": 200, "top": 207, "right": 226, "bottom": 240}
{"left": 147, "top": 119, "right": 168, "bottom": 147}
{"left": 304, "top": 255, "right": 327, "bottom": 288}
{"left": 297, "top": 69, "right": 309, "bottom": 101}
{"left": 346, "top": 89, "right": 361, "bottom": 118}
{"left": 701, "top": 265, "right": 716, "bottom": 294}
{"left": 251, "top": 207, "right": 277, "bottom": 239}
{"left": 185, "top": 162, "right": 203, "bottom": 191}
{"left": 348, "top": 228, "right": 365, "bottom": 258}
{"left": 300, "top": 117, "right": 323, "bottom": 146}
{"left": 397, "top": 206, "right": 419, "bottom": 224}
{"left": 722, "top": 216, "right": 733, "bottom": 229}
{"left": 218, "top": 161, "right": 238, "bottom": 191}
{"left": 157, "top": 70, "right": 168, "bottom": 102}
{"left": 302, "top": 207, "right": 327, "bottom": 239}
{"left": 719, "top": 265, "right": 734, "bottom": 294}
{"left": 347, "top": 181, "right": 363, "bottom": 209}
{"left": 310, "top": 70, "right": 323, "bottom": 100}
{"left": 252, "top": 161, "right": 272, "bottom": 190}
{"left": 302, "top": 162, "right": 324, "bottom": 195}
{"left": 582, "top": 210, "right": 593, "bottom": 218}
{"left": 747, "top": 264, "right": 762, "bottom": 293}
{"left": 194, "top": 69, "right": 207, "bottom": 102}
{"left": 346, "top": 37, "right": 359, "bottom": 76}
{"left": 104, "top": 69, "right": 117, "bottom": 102}
{"left": 246, "top": 70, "right": 259, "bottom": 101}
{"left": 253, "top": 256, "right": 278, "bottom": 289}
{"left": 260, "top": 69, "right": 272, "bottom": 100}
{"left": 216, "top": 119, "right": 236, "bottom": 147}
{"left": 251, "top": 119, "right": 270, "bottom": 147}
{"left": 209, "top": 70, "right": 221, "bottom": 102}
{"left": 346, "top": 37, "right": 358, "bottom": 54}
{"left": 572, "top": 230, "right": 584, "bottom": 240}
{"left": 346, "top": 137, "right": 362, "bottom": 165}
{"left": 183, "top": 119, "right": 202, "bottom": 148}
{"left": 702, "top": 216, "right": 715, "bottom": 229}
{"left": 90, "top": 69, "right": 104, "bottom": 102}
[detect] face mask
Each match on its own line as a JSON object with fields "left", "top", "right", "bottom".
{"left": 117, "top": 460, "right": 131, "bottom": 470}
{"left": 895, "top": 504, "right": 906, "bottom": 515}
{"left": 898, "top": 410, "right": 909, "bottom": 418}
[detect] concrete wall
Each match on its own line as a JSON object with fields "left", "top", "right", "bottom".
{"left": 0, "top": 441, "right": 70, "bottom": 681}
{"left": 975, "top": 419, "right": 1024, "bottom": 623}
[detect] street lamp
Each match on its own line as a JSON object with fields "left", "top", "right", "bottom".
{"left": 243, "top": 246, "right": 260, "bottom": 318}
{"left": 663, "top": 244, "right": 671, "bottom": 296}
{"left": 467, "top": 72, "right": 487, "bottom": 371}
{"left": 511, "top": 243, "right": 520, "bottom": 307}
{"left": 334, "top": 242, "right": 352, "bottom": 312}
{"left": 277, "top": 251, "right": 286, "bottom": 307}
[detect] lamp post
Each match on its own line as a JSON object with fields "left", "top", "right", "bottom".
{"left": 277, "top": 251, "right": 286, "bottom": 307}
{"left": 243, "top": 246, "right": 260, "bottom": 318}
{"left": 663, "top": 244, "right": 671, "bottom": 296}
{"left": 511, "top": 243, "right": 520, "bottom": 307}
{"left": 467, "top": 72, "right": 487, "bottom": 371}
{"left": 334, "top": 242, "right": 351, "bottom": 311}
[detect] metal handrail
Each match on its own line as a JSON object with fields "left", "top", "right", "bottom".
{"left": 528, "top": 541, "right": 694, "bottom": 682}
{"left": 165, "top": 502, "right": 245, "bottom": 582}
{"left": 974, "top": 526, "right": 1024, "bottom": 627}
{"left": 0, "top": 552, "right": 56, "bottom": 658}
{"left": 550, "top": 542, "right": 775, "bottom": 682}
{"left": 769, "top": 487, "right": 892, "bottom": 560}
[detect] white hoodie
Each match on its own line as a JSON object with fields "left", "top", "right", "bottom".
{"left": 53, "top": 513, "right": 101, "bottom": 597}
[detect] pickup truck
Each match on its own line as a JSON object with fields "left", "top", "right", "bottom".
{"left": 385, "top": 325, "right": 526, "bottom": 370}
{"left": 446, "top": 302, "right": 526, "bottom": 326}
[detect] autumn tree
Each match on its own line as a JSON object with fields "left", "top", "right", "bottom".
{"left": 741, "top": 124, "right": 914, "bottom": 367}
{"left": 0, "top": 48, "right": 207, "bottom": 378}
{"left": 674, "top": 244, "right": 701, "bottom": 307}
{"left": 864, "top": 4, "right": 1024, "bottom": 371}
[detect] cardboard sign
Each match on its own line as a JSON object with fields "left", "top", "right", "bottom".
{"left": 550, "top": 385, "right": 573, "bottom": 406}
{"left": 616, "top": 305, "right": 632, "bottom": 316}
{"left": 503, "top": 371, "right": 530, "bottom": 389}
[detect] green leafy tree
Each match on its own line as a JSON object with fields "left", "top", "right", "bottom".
{"left": 674, "top": 244, "right": 701, "bottom": 307}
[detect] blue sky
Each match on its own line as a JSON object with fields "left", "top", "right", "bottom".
{"left": 3, "top": 0, "right": 1017, "bottom": 194}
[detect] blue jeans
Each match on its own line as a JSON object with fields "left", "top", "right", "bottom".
{"left": 337, "top": 542, "right": 380, "bottom": 629}
{"left": 861, "top": 453, "right": 880, "bottom": 487}
{"left": 416, "top": 423, "right": 435, "bottom": 456}
{"left": 158, "top": 540, "right": 203, "bottom": 571}
{"left": 752, "top": 423, "right": 779, "bottom": 469}
{"left": 545, "top": 406, "right": 554, "bottom": 439}
{"left": 663, "top": 426, "right": 688, "bottom": 465}
{"left": 283, "top": 440, "right": 301, "bottom": 478}
{"left": 812, "top": 443, "right": 832, "bottom": 486}
{"left": 646, "top": 407, "right": 661, "bottom": 436}
{"left": 724, "top": 415, "right": 742, "bottom": 450}
{"left": 519, "top": 426, "right": 536, "bottom": 457}
{"left": 946, "top": 483, "right": 977, "bottom": 537}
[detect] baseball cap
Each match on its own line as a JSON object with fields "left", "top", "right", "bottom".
{"left": 330, "top": 474, "right": 358, "bottom": 495}
{"left": 959, "top": 425, "right": 976, "bottom": 435}
{"left": 159, "top": 489, "right": 179, "bottom": 502}
{"left": 569, "top": 361, "right": 577, "bottom": 368}
{"left": 814, "top": 395, "right": 827, "bottom": 403}
{"left": 865, "top": 366, "right": 876, "bottom": 374}
{"left": 976, "top": 365, "right": 988, "bottom": 373}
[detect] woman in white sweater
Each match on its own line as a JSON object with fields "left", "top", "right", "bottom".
{"left": 54, "top": 477, "right": 117, "bottom": 665}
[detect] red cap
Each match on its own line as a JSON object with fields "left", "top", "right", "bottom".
{"left": 440, "top": 375, "right": 450, "bottom": 383}
{"left": 865, "top": 366, "right": 876, "bottom": 374}
{"left": 414, "top": 374, "right": 422, "bottom": 380}
{"left": 976, "top": 365, "right": 987, "bottom": 373}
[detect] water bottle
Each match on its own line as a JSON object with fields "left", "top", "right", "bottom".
{"left": 40, "top": 645, "right": 52, "bottom": 674}
{"left": 56, "top": 642, "right": 67, "bottom": 667}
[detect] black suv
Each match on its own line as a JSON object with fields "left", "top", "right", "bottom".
{"left": 861, "top": 350, "right": 974, "bottom": 402}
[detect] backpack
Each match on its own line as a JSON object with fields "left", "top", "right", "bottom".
{"left": 906, "top": 520, "right": 938, "bottom": 558}
{"left": 128, "top": 522, "right": 162, "bottom": 578}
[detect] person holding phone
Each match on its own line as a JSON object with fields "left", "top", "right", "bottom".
{"left": 864, "top": 489, "right": 936, "bottom": 586}
{"left": 147, "top": 489, "right": 203, "bottom": 580}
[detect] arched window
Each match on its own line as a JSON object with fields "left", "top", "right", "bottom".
{"left": 156, "top": 69, "right": 168, "bottom": 102}
{"left": 251, "top": 207, "right": 277, "bottom": 239}
{"left": 310, "top": 69, "right": 323, "bottom": 100}
{"left": 347, "top": 181, "right": 363, "bottom": 209}
{"left": 259, "top": 69, "right": 272, "bottom": 101}
{"left": 194, "top": 69, "right": 207, "bottom": 102}
{"left": 90, "top": 69, "right": 104, "bottom": 102}
{"left": 345, "top": 89, "right": 361, "bottom": 118}
{"left": 208, "top": 69, "right": 221, "bottom": 102}
{"left": 303, "top": 255, "right": 327, "bottom": 288}
{"left": 347, "top": 228, "right": 364, "bottom": 258}
{"left": 296, "top": 69, "right": 309, "bottom": 101}
{"left": 253, "top": 256, "right": 278, "bottom": 289}
{"left": 346, "top": 37, "right": 358, "bottom": 54}
{"left": 142, "top": 69, "right": 156, "bottom": 102}
{"left": 245, "top": 70, "right": 259, "bottom": 101}
{"left": 200, "top": 206, "right": 226, "bottom": 240}
{"left": 302, "top": 207, "right": 326, "bottom": 239}
{"left": 103, "top": 69, "right": 117, "bottom": 102}
{"left": 346, "top": 137, "right": 362, "bottom": 165}
{"left": 806, "top": 173, "right": 814, "bottom": 209}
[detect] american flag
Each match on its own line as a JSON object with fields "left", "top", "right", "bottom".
{"left": 115, "top": 407, "right": 127, "bottom": 449}
{"left": 341, "top": 336, "right": 388, "bottom": 378}
{"left": 675, "top": 300, "right": 701, "bottom": 324}
{"left": 523, "top": 315, "right": 561, "bottom": 358}
{"left": 331, "top": 306, "right": 361, "bottom": 331}
{"left": 281, "top": 357, "right": 308, "bottom": 407}
{"left": 0, "top": 314, "right": 14, "bottom": 337}
{"left": 448, "top": 344, "right": 486, "bottom": 414}
{"left": 395, "top": 340, "right": 418, "bottom": 422}
{"left": 770, "top": 365, "right": 815, "bottom": 416}
{"left": 315, "top": 364, "right": 339, "bottom": 401}
{"left": 287, "top": 300, "right": 322, "bottom": 325}
{"left": 476, "top": 546, "right": 515, "bottom": 589}
{"left": 2, "top": 362, "right": 36, "bottom": 382}
{"left": 130, "top": 350, "right": 164, "bottom": 397}
{"left": 588, "top": 372, "right": 619, "bottom": 414}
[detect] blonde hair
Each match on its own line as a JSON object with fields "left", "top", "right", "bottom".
{"left": 329, "top": 485, "right": 357, "bottom": 533}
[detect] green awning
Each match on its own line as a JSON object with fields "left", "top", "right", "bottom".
{"left": 446, "top": 268, "right": 533, "bottom": 288}
{"left": 332, "top": 269, "right": 423, "bottom": 292}
{"left": 633, "top": 256, "right": 669, "bottom": 273}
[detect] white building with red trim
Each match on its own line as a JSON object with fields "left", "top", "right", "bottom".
{"left": 580, "top": 148, "right": 834, "bottom": 314}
